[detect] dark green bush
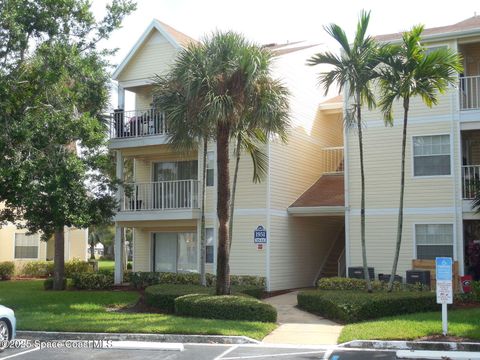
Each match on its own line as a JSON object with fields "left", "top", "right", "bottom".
{"left": 175, "top": 294, "right": 277, "bottom": 322}
{"left": 471, "top": 281, "right": 480, "bottom": 302}
{"left": 21, "top": 261, "right": 54, "bottom": 277}
{"left": 72, "top": 272, "right": 113, "bottom": 290}
{"left": 43, "top": 277, "right": 73, "bottom": 290}
{"left": 231, "top": 285, "right": 264, "bottom": 299}
{"left": 64, "top": 259, "right": 91, "bottom": 277}
{"left": 127, "top": 262, "right": 132, "bottom": 270}
{"left": 130, "top": 271, "right": 265, "bottom": 290}
{"left": 0, "top": 261, "right": 15, "bottom": 280}
{"left": 317, "top": 277, "right": 425, "bottom": 292}
{"left": 297, "top": 290, "right": 438, "bottom": 323}
{"left": 145, "top": 284, "right": 213, "bottom": 312}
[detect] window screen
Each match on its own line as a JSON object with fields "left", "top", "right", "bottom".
{"left": 413, "top": 135, "right": 451, "bottom": 176}
{"left": 15, "top": 233, "right": 39, "bottom": 259}
{"left": 206, "top": 152, "right": 214, "bottom": 187}
{"left": 415, "top": 224, "right": 453, "bottom": 260}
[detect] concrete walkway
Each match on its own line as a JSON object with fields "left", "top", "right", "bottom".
{"left": 262, "top": 291, "right": 343, "bottom": 345}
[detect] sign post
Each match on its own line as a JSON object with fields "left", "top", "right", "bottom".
{"left": 254, "top": 225, "right": 267, "bottom": 251}
{"left": 435, "top": 257, "right": 453, "bottom": 336}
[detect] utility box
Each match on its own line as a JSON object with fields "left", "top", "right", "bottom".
{"left": 348, "top": 267, "right": 375, "bottom": 280}
{"left": 406, "top": 270, "right": 431, "bottom": 288}
{"left": 378, "top": 274, "right": 403, "bottom": 283}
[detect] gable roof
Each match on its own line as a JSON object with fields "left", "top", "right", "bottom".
{"left": 112, "top": 19, "right": 197, "bottom": 80}
{"left": 375, "top": 15, "right": 480, "bottom": 42}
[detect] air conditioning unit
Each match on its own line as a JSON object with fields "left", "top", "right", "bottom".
{"left": 348, "top": 266, "right": 375, "bottom": 280}
{"left": 406, "top": 270, "right": 431, "bottom": 288}
{"left": 378, "top": 273, "right": 403, "bottom": 283}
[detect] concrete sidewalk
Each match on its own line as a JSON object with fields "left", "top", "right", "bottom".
{"left": 262, "top": 291, "right": 343, "bottom": 345}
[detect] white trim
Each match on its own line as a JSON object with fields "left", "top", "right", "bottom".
{"left": 350, "top": 207, "right": 456, "bottom": 216}
{"left": 412, "top": 222, "right": 456, "bottom": 261}
{"left": 112, "top": 19, "right": 181, "bottom": 80}
{"left": 13, "top": 232, "right": 41, "bottom": 260}
{"left": 410, "top": 133, "right": 453, "bottom": 179}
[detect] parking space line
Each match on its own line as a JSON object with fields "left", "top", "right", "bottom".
{"left": 222, "top": 350, "right": 325, "bottom": 359}
{"left": 214, "top": 345, "right": 239, "bottom": 360}
{"left": 0, "top": 348, "right": 39, "bottom": 360}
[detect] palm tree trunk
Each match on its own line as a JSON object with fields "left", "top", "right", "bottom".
{"left": 200, "top": 138, "right": 208, "bottom": 286}
{"left": 216, "top": 123, "right": 231, "bottom": 295}
{"left": 356, "top": 93, "right": 372, "bottom": 293}
{"left": 229, "top": 134, "right": 242, "bottom": 251}
{"left": 53, "top": 227, "right": 65, "bottom": 290}
{"left": 388, "top": 97, "right": 409, "bottom": 292}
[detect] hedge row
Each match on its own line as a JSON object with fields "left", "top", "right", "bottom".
{"left": 130, "top": 271, "right": 265, "bottom": 290}
{"left": 175, "top": 294, "right": 276, "bottom": 323}
{"left": 317, "top": 277, "right": 427, "bottom": 292}
{"left": 297, "top": 290, "right": 438, "bottom": 323}
{"left": 20, "top": 259, "right": 92, "bottom": 278}
{"left": 0, "top": 262, "right": 14, "bottom": 280}
{"left": 71, "top": 272, "right": 114, "bottom": 290}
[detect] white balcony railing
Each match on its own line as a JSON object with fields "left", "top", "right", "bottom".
{"left": 462, "top": 165, "right": 480, "bottom": 200}
{"left": 122, "top": 180, "right": 199, "bottom": 211}
{"left": 322, "top": 146, "right": 344, "bottom": 173}
{"left": 110, "top": 109, "right": 167, "bottom": 139}
{"left": 460, "top": 76, "right": 480, "bottom": 110}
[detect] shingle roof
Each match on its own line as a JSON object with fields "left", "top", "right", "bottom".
{"left": 290, "top": 174, "right": 344, "bottom": 208}
{"left": 156, "top": 20, "right": 197, "bottom": 47}
{"left": 375, "top": 15, "right": 480, "bottom": 42}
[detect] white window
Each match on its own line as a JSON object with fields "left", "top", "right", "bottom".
{"left": 206, "top": 151, "right": 214, "bottom": 187}
{"left": 413, "top": 135, "right": 451, "bottom": 176}
{"left": 14, "top": 233, "right": 39, "bottom": 259}
{"left": 415, "top": 224, "right": 454, "bottom": 260}
{"left": 205, "top": 228, "right": 214, "bottom": 264}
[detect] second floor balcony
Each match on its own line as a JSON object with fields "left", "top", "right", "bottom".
{"left": 109, "top": 108, "right": 168, "bottom": 149}
{"left": 460, "top": 76, "right": 480, "bottom": 111}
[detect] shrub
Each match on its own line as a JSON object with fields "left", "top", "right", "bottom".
{"left": 127, "top": 262, "right": 132, "bottom": 270}
{"left": 175, "top": 294, "right": 277, "bottom": 322}
{"left": 71, "top": 272, "right": 113, "bottom": 290}
{"left": 231, "top": 285, "right": 264, "bottom": 299}
{"left": 472, "top": 281, "right": 480, "bottom": 302}
{"left": 297, "top": 290, "right": 438, "bottom": 323}
{"left": 145, "top": 284, "right": 213, "bottom": 312}
{"left": 316, "top": 277, "right": 424, "bottom": 292}
{"left": 43, "top": 277, "right": 73, "bottom": 290}
{"left": 64, "top": 259, "right": 91, "bottom": 277}
{"left": 21, "top": 261, "right": 54, "bottom": 277}
{"left": 130, "top": 271, "right": 265, "bottom": 290}
{"left": 0, "top": 262, "right": 15, "bottom": 280}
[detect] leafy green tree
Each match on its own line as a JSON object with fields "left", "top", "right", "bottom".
{"left": 378, "top": 26, "right": 462, "bottom": 291}
{"left": 154, "top": 32, "right": 289, "bottom": 295}
{"left": 0, "top": 0, "right": 136, "bottom": 290}
{"left": 308, "top": 10, "right": 382, "bottom": 292}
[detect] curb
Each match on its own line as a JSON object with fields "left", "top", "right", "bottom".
{"left": 340, "top": 340, "right": 480, "bottom": 352}
{"left": 17, "top": 331, "right": 259, "bottom": 345}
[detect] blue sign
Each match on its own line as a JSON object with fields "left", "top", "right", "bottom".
{"left": 254, "top": 225, "right": 267, "bottom": 244}
{"left": 436, "top": 257, "right": 453, "bottom": 281}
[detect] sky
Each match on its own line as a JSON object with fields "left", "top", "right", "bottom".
{"left": 94, "top": 0, "right": 480, "bottom": 67}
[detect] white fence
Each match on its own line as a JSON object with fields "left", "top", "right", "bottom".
{"left": 323, "top": 146, "right": 344, "bottom": 173}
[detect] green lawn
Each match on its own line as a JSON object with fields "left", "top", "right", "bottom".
{"left": 339, "top": 308, "right": 480, "bottom": 343}
{"left": 97, "top": 260, "right": 115, "bottom": 270}
{"left": 0, "top": 281, "right": 276, "bottom": 340}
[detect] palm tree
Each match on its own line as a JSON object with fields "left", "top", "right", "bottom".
{"left": 155, "top": 32, "right": 289, "bottom": 295}
{"left": 308, "top": 10, "right": 381, "bottom": 292}
{"left": 378, "top": 26, "right": 462, "bottom": 291}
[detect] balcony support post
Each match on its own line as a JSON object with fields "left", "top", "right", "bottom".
{"left": 116, "top": 150, "right": 124, "bottom": 211}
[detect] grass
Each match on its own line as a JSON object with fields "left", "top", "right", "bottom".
{"left": 0, "top": 281, "right": 276, "bottom": 340}
{"left": 339, "top": 308, "right": 480, "bottom": 343}
{"left": 96, "top": 260, "right": 132, "bottom": 271}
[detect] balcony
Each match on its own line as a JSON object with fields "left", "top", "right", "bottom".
{"left": 462, "top": 165, "right": 480, "bottom": 200}
{"left": 460, "top": 76, "right": 480, "bottom": 111}
{"left": 322, "top": 146, "right": 344, "bottom": 173}
{"left": 116, "top": 180, "right": 200, "bottom": 221}
{"left": 108, "top": 109, "right": 168, "bottom": 149}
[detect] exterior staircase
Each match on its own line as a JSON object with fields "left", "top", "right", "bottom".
{"left": 318, "top": 227, "right": 345, "bottom": 279}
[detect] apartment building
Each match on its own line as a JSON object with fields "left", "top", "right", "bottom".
{"left": 110, "top": 20, "right": 344, "bottom": 291}
{"left": 345, "top": 16, "right": 480, "bottom": 281}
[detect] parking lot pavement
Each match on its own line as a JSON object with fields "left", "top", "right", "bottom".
{"left": 0, "top": 342, "right": 404, "bottom": 360}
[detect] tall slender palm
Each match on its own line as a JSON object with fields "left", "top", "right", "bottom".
{"left": 378, "top": 26, "right": 462, "bottom": 291}
{"left": 308, "top": 10, "right": 381, "bottom": 292}
{"left": 155, "top": 32, "right": 289, "bottom": 295}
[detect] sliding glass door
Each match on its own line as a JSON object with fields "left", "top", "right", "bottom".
{"left": 153, "top": 232, "right": 197, "bottom": 273}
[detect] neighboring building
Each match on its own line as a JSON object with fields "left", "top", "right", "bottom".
{"left": 0, "top": 223, "right": 89, "bottom": 268}
{"left": 345, "top": 16, "right": 480, "bottom": 281}
{"left": 110, "top": 20, "right": 344, "bottom": 291}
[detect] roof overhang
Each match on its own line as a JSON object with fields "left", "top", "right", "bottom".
{"left": 112, "top": 19, "right": 182, "bottom": 80}
{"left": 288, "top": 206, "right": 345, "bottom": 217}
{"left": 378, "top": 28, "right": 480, "bottom": 45}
